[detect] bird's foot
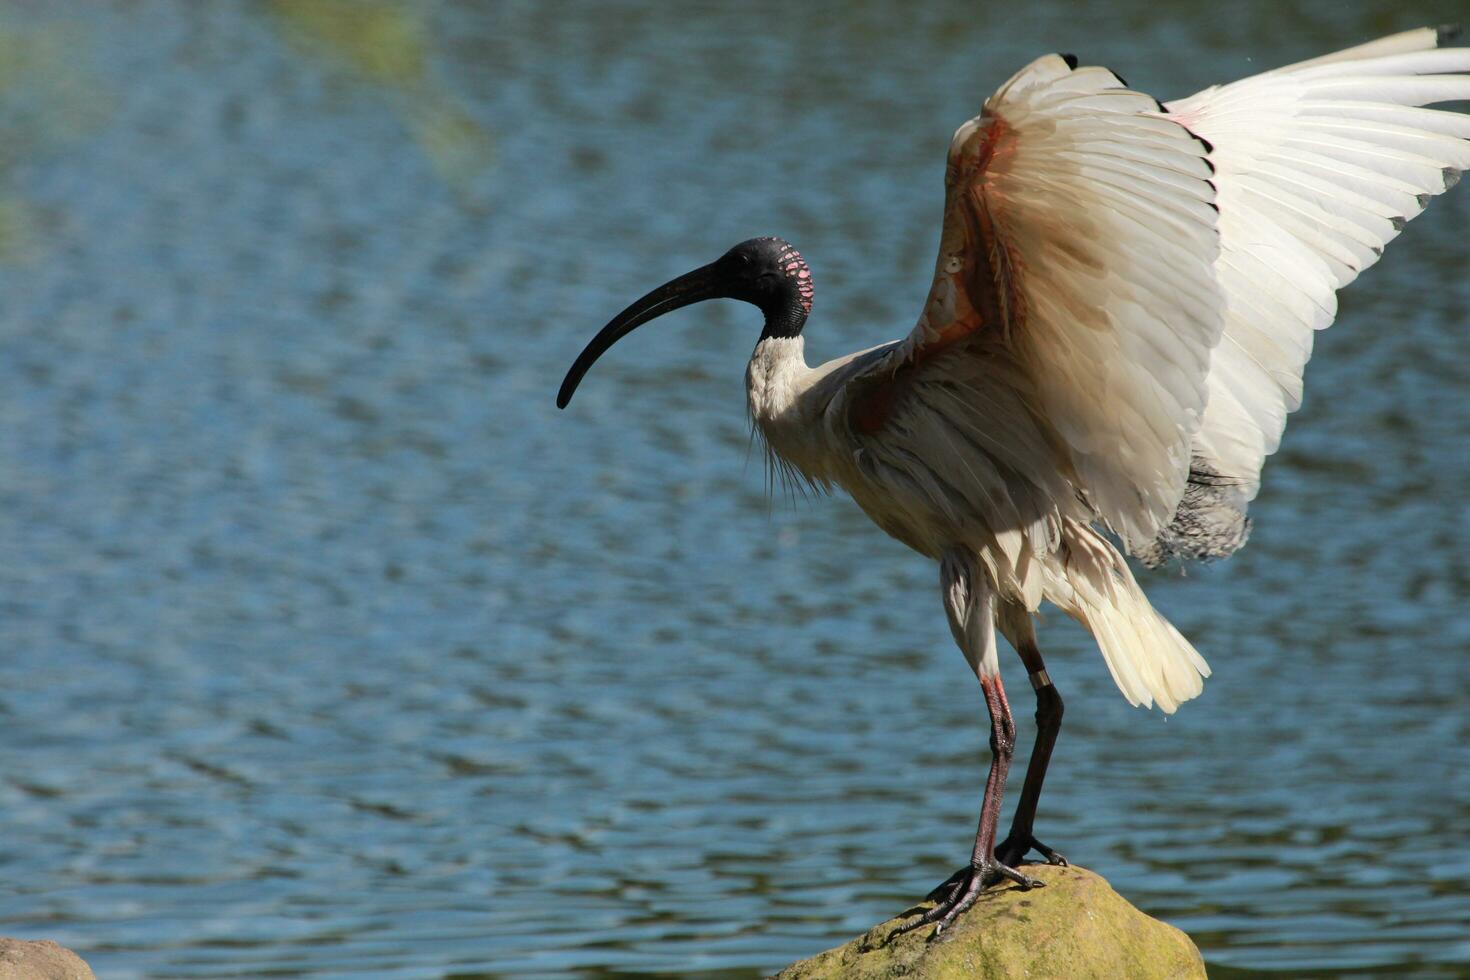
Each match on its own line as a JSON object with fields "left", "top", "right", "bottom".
{"left": 892, "top": 859, "right": 1044, "bottom": 940}
{"left": 995, "top": 832, "right": 1067, "bottom": 869}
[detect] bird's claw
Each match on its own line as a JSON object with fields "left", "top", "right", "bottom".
{"left": 996, "top": 832, "right": 1067, "bottom": 868}
{"left": 894, "top": 860, "right": 1044, "bottom": 940}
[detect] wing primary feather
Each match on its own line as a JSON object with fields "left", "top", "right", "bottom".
{"left": 1149, "top": 28, "right": 1470, "bottom": 565}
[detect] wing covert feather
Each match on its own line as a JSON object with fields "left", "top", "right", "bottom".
{"left": 854, "top": 54, "right": 1223, "bottom": 553}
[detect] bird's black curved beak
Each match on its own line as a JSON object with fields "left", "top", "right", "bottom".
{"left": 557, "top": 262, "right": 723, "bottom": 409}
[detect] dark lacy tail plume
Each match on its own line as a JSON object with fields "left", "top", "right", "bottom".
{"left": 1137, "top": 459, "right": 1252, "bottom": 568}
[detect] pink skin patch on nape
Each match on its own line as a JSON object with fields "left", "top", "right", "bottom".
{"left": 760, "top": 238, "right": 815, "bottom": 314}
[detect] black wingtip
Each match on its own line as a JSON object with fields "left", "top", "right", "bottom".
{"left": 1436, "top": 23, "right": 1462, "bottom": 45}
{"left": 1060, "top": 53, "right": 1079, "bottom": 69}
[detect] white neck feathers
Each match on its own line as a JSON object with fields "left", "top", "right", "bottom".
{"left": 746, "top": 336, "right": 810, "bottom": 423}
{"left": 747, "top": 336, "right": 835, "bottom": 487}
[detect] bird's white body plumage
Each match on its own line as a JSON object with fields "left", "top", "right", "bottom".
{"left": 749, "top": 334, "right": 1211, "bottom": 711}
{"left": 747, "top": 27, "right": 1470, "bottom": 712}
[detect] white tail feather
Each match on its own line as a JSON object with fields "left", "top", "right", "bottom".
{"left": 1058, "top": 525, "right": 1211, "bottom": 713}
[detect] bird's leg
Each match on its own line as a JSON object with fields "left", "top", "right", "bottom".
{"left": 897, "top": 552, "right": 1042, "bottom": 939}
{"left": 995, "top": 635, "right": 1067, "bottom": 869}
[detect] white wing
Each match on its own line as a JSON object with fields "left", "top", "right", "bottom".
{"left": 1146, "top": 26, "right": 1470, "bottom": 563}
{"left": 851, "top": 53, "right": 1222, "bottom": 556}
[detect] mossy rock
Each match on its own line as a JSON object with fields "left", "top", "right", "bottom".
{"left": 772, "top": 865, "right": 1204, "bottom": 979}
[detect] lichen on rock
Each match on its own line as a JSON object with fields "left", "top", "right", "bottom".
{"left": 772, "top": 865, "right": 1204, "bottom": 980}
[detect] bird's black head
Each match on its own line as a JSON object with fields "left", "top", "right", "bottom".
{"left": 712, "top": 237, "right": 814, "bottom": 335}
{"left": 557, "top": 237, "right": 814, "bottom": 409}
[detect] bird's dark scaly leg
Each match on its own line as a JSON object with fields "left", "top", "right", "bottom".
{"left": 897, "top": 553, "right": 1042, "bottom": 939}
{"left": 995, "top": 637, "right": 1067, "bottom": 868}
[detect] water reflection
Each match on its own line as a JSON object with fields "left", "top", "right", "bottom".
{"left": 268, "top": 0, "right": 495, "bottom": 189}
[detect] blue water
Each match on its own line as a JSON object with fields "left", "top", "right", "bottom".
{"left": 0, "top": 2, "right": 1467, "bottom": 977}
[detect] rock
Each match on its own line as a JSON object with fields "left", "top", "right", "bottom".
{"left": 0, "top": 939, "right": 96, "bottom": 980}
{"left": 772, "top": 865, "right": 1204, "bottom": 980}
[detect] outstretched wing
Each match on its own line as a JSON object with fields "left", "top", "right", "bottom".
{"left": 1149, "top": 26, "right": 1470, "bottom": 562}
{"left": 851, "top": 54, "right": 1222, "bottom": 554}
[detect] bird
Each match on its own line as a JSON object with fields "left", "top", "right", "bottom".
{"left": 557, "top": 26, "right": 1470, "bottom": 935}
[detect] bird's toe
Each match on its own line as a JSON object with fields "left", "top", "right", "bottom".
{"left": 894, "top": 857, "right": 1041, "bottom": 941}
{"left": 922, "top": 867, "right": 968, "bottom": 903}
{"left": 996, "top": 832, "right": 1066, "bottom": 869}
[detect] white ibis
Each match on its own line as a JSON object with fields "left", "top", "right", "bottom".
{"left": 557, "top": 27, "right": 1470, "bottom": 935}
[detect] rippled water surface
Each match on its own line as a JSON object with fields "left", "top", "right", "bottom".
{"left": 1, "top": 2, "right": 1467, "bottom": 977}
